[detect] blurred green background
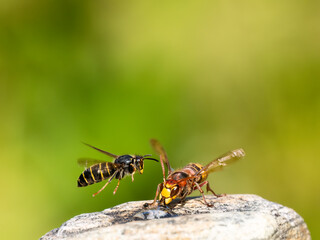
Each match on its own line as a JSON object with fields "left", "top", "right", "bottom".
{"left": 1, "top": 0, "right": 319, "bottom": 239}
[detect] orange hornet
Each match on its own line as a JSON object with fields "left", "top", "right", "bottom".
{"left": 144, "top": 139, "right": 245, "bottom": 208}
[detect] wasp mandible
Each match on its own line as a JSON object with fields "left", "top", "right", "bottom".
{"left": 77, "top": 143, "right": 158, "bottom": 197}
{"left": 144, "top": 139, "right": 245, "bottom": 208}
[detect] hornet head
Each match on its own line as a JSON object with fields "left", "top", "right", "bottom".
{"left": 159, "top": 180, "right": 182, "bottom": 205}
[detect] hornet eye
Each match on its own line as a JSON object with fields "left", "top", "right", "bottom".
{"left": 170, "top": 186, "right": 179, "bottom": 197}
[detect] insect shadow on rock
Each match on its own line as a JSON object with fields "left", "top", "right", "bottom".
{"left": 133, "top": 207, "right": 177, "bottom": 220}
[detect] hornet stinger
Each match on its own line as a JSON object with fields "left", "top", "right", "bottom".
{"left": 77, "top": 143, "right": 158, "bottom": 197}
{"left": 144, "top": 139, "right": 245, "bottom": 208}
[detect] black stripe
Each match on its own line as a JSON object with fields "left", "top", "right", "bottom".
{"left": 102, "top": 162, "right": 116, "bottom": 179}
{"left": 189, "top": 163, "right": 201, "bottom": 172}
{"left": 100, "top": 162, "right": 107, "bottom": 178}
{"left": 78, "top": 174, "right": 88, "bottom": 187}
{"left": 192, "top": 164, "right": 205, "bottom": 182}
{"left": 185, "top": 164, "right": 203, "bottom": 183}
{"left": 84, "top": 168, "right": 95, "bottom": 185}
{"left": 91, "top": 164, "right": 102, "bottom": 183}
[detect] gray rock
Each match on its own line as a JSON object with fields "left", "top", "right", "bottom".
{"left": 41, "top": 194, "right": 310, "bottom": 240}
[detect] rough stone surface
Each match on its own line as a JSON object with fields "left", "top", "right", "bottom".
{"left": 41, "top": 194, "right": 310, "bottom": 240}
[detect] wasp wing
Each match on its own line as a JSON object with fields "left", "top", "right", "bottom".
{"left": 199, "top": 148, "right": 245, "bottom": 174}
{"left": 150, "top": 139, "right": 173, "bottom": 174}
{"left": 77, "top": 158, "right": 108, "bottom": 169}
{"left": 83, "top": 142, "right": 119, "bottom": 159}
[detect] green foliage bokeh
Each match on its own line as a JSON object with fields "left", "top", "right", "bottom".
{"left": 0, "top": 1, "right": 319, "bottom": 239}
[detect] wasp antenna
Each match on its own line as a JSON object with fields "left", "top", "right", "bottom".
{"left": 144, "top": 157, "right": 159, "bottom": 162}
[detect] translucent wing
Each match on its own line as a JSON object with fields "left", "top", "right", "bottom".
{"left": 77, "top": 158, "right": 108, "bottom": 169}
{"left": 82, "top": 142, "right": 119, "bottom": 158}
{"left": 150, "top": 139, "right": 174, "bottom": 174}
{"left": 199, "top": 148, "right": 245, "bottom": 174}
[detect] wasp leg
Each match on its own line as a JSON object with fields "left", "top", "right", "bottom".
{"left": 194, "top": 182, "right": 213, "bottom": 207}
{"left": 92, "top": 170, "right": 118, "bottom": 197}
{"left": 113, "top": 179, "right": 121, "bottom": 195}
{"left": 143, "top": 183, "right": 162, "bottom": 209}
{"left": 206, "top": 181, "right": 226, "bottom": 198}
{"left": 131, "top": 173, "right": 134, "bottom": 182}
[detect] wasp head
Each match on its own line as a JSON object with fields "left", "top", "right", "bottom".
{"left": 133, "top": 155, "right": 158, "bottom": 174}
{"left": 159, "top": 180, "right": 181, "bottom": 205}
{"left": 132, "top": 156, "right": 144, "bottom": 174}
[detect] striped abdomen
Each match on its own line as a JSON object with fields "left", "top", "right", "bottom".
{"left": 170, "top": 163, "right": 207, "bottom": 183}
{"left": 77, "top": 162, "right": 116, "bottom": 187}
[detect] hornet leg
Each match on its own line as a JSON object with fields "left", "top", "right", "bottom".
{"left": 177, "top": 191, "right": 189, "bottom": 205}
{"left": 206, "top": 181, "right": 226, "bottom": 198}
{"left": 194, "top": 182, "right": 213, "bottom": 207}
{"left": 193, "top": 180, "right": 208, "bottom": 190}
{"left": 143, "top": 183, "right": 163, "bottom": 209}
{"left": 160, "top": 155, "right": 167, "bottom": 184}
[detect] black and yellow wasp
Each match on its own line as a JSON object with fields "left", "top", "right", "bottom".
{"left": 77, "top": 143, "right": 158, "bottom": 197}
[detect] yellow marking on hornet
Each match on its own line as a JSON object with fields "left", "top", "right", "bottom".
{"left": 193, "top": 163, "right": 207, "bottom": 181}
{"left": 90, "top": 166, "right": 96, "bottom": 182}
{"left": 165, "top": 198, "right": 172, "bottom": 205}
{"left": 165, "top": 182, "right": 175, "bottom": 187}
{"left": 99, "top": 163, "right": 104, "bottom": 179}
{"left": 82, "top": 173, "right": 89, "bottom": 184}
{"left": 161, "top": 188, "right": 171, "bottom": 198}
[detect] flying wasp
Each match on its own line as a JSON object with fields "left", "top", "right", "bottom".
{"left": 144, "top": 139, "right": 245, "bottom": 208}
{"left": 77, "top": 143, "right": 158, "bottom": 197}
